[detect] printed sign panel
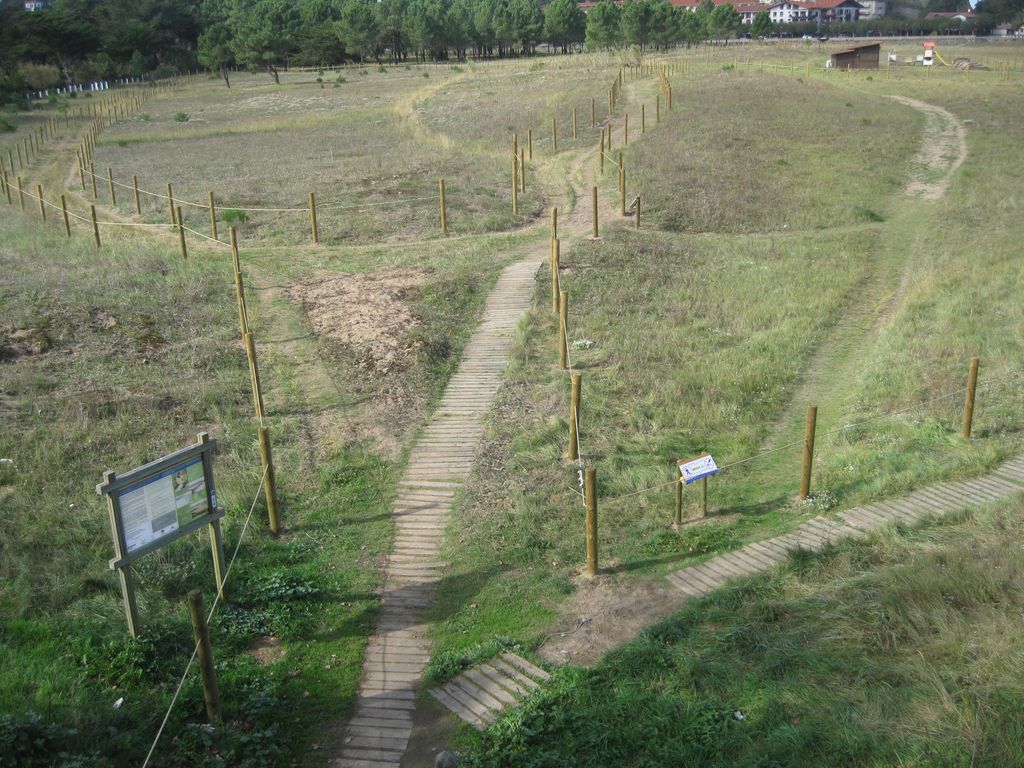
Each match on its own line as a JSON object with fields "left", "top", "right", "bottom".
{"left": 116, "top": 456, "right": 210, "bottom": 554}
{"left": 679, "top": 454, "right": 718, "bottom": 485}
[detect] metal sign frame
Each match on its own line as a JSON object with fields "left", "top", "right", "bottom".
{"left": 96, "top": 432, "right": 226, "bottom": 637}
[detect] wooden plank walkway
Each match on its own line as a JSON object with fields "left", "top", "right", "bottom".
{"left": 427, "top": 652, "right": 551, "bottom": 729}
{"left": 332, "top": 257, "right": 541, "bottom": 768}
{"left": 431, "top": 455, "right": 1024, "bottom": 727}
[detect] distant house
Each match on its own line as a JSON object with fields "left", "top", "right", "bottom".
{"left": 830, "top": 42, "right": 880, "bottom": 70}
{"left": 857, "top": 0, "right": 886, "bottom": 20}
{"left": 580, "top": 0, "right": 863, "bottom": 23}
{"left": 924, "top": 11, "right": 975, "bottom": 21}
{"left": 991, "top": 24, "right": 1013, "bottom": 37}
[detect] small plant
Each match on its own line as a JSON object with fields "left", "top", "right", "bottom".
{"left": 450, "top": 64, "right": 462, "bottom": 73}
{"left": 174, "top": 111, "right": 190, "bottom": 122}
{"left": 853, "top": 206, "right": 884, "bottom": 222}
{"left": 137, "top": 112, "right": 150, "bottom": 121}
{"left": 798, "top": 489, "right": 837, "bottom": 512}
{"left": 422, "top": 71, "right": 429, "bottom": 78}
{"left": 335, "top": 75, "right": 346, "bottom": 84}
{"left": 117, "top": 139, "right": 129, "bottom": 147}
{"left": 845, "top": 101, "right": 854, "bottom": 108}
{"left": 378, "top": 64, "right": 386, "bottom": 73}
{"left": 359, "top": 68, "right": 369, "bottom": 76}
{"left": 862, "top": 117, "right": 872, "bottom": 126}
{"left": 404, "top": 64, "right": 411, "bottom": 70}
{"left": 0, "top": 118, "right": 15, "bottom": 133}
{"left": 221, "top": 208, "right": 248, "bottom": 225}
{"left": 721, "top": 64, "right": 735, "bottom": 71}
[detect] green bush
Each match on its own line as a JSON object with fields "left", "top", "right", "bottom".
{"left": 221, "top": 209, "right": 248, "bottom": 225}
{"left": 173, "top": 112, "right": 189, "bottom": 122}
{"left": 0, "top": 118, "right": 15, "bottom": 133}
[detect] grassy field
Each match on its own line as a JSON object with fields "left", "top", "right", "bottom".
{"left": 85, "top": 68, "right": 555, "bottom": 245}
{"left": 460, "top": 497, "right": 1024, "bottom": 766}
{"left": 3, "top": 40, "right": 1024, "bottom": 768}
{"left": 427, "top": 56, "right": 1024, "bottom": 667}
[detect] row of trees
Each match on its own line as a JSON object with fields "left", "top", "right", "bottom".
{"left": 1, "top": 0, "right": 1019, "bottom": 103}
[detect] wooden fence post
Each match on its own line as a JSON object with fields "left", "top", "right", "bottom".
{"left": 512, "top": 158, "right": 518, "bottom": 214}
{"left": 551, "top": 117, "right": 557, "bottom": 151}
{"left": 585, "top": 467, "right": 598, "bottom": 576}
{"left": 439, "top": 178, "right": 447, "bottom": 234}
{"left": 230, "top": 227, "right": 249, "bottom": 335}
{"left": 60, "top": 194, "right": 71, "bottom": 236}
{"left": 701, "top": 477, "right": 708, "bottom": 517}
{"left": 962, "top": 357, "right": 980, "bottom": 438}
{"left": 674, "top": 473, "right": 683, "bottom": 528}
{"left": 558, "top": 290, "right": 568, "bottom": 370}
{"left": 89, "top": 162, "right": 98, "bottom": 198}
{"left": 177, "top": 206, "right": 188, "bottom": 259}
{"left": 167, "top": 182, "right": 176, "bottom": 225}
{"left": 528, "top": 129, "right": 533, "bottom": 160}
{"left": 132, "top": 175, "right": 141, "bottom": 215}
{"left": 620, "top": 167, "right": 626, "bottom": 216}
{"left": 107, "top": 168, "right": 116, "bottom": 205}
{"left": 244, "top": 332, "right": 266, "bottom": 422}
{"left": 258, "top": 426, "right": 280, "bottom": 534}
{"left": 592, "top": 186, "right": 599, "bottom": 238}
{"left": 519, "top": 149, "right": 525, "bottom": 193}
{"left": 568, "top": 371, "right": 581, "bottom": 461}
{"left": 90, "top": 204, "right": 101, "bottom": 248}
{"left": 799, "top": 405, "right": 817, "bottom": 501}
{"left": 591, "top": 96, "right": 596, "bottom": 128}
{"left": 308, "top": 192, "right": 319, "bottom": 244}
{"left": 599, "top": 129, "right": 605, "bottom": 175}
{"left": 187, "top": 590, "right": 222, "bottom": 724}
{"left": 641, "top": 104, "right": 646, "bottom": 134}
{"left": 36, "top": 184, "right": 46, "bottom": 221}
{"left": 551, "top": 238, "right": 560, "bottom": 313}
{"left": 551, "top": 206, "right": 558, "bottom": 241}
{"left": 208, "top": 191, "right": 218, "bottom": 241}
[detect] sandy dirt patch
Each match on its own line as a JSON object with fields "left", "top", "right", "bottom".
{"left": 289, "top": 268, "right": 428, "bottom": 376}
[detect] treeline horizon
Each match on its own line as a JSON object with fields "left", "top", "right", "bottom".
{"left": 0, "top": 0, "right": 1016, "bottom": 103}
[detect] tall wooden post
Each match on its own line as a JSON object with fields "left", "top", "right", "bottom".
{"left": 208, "top": 191, "right": 218, "bottom": 240}
{"left": 60, "top": 194, "right": 71, "bottom": 236}
{"left": 700, "top": 477, "right": 708, "bottom": 517}
{"left": 591, "top": 96, "right": 596, "bottom": 127}
{"left": 592, "top": 186, "right": 599, "bottom": 238}
{"left": 558, "top": 290, "right": 568, "bottom": 370}
{"left": 799, "top": 405, "right": 817, "bottom": 501}
{"left": 259, "top": 426, "right": 280, "bottom": 534}
{"left": 519, "top": 149, "right": 525, "bottom": 193}
{"left": 439, "top": 178, "right": 447, "bottom": 233}
{"left": 230, "top": 228, "right": 249, "bottom": 335}
{"left": 585, "top": 468, "right": 598, "bottom": 576}
{"left": 551, "top": 238, "right": 560, "bottom": 313}
{"left": 551, "top": 117, "right": 557, "bottom": 151}
{"left": 511, "top": 158, "right": 518, "bottom": 214}
{"left": 641, "top": 104, "right": 646, "bottom": 134}
{"left": 107, "top": 168, "right": 116, "bottom": 205}
{"left": 90, "top": 162, "right": 98, "bottom": 198}
{"left": 132, "top": 175, "right": 141, "bottom": 215}
{"left": 187, "top": 590, "right": 222, "bottom": 724}
{"left": 599, "top": 129, "right": 605, "bottom": 175}
{"left": 90, "top": 205, "right": 101, "bottom": 248}
{"left": 309, "top": 192, "right": 319, "bottom": 244}
{"left": 674, "top": 474, "right": 683, "bottom": 528}
{"left": 962, "top": 357, "right": 980, "bottom": 438}
{"left": 177, "top": 206, "right": 188, "bottom": 259}
{"left": 167, "top": 182, "right": 176, "bottom": 225}
{"left": 244, "top": 332, "right": 266, "bottom": 422}
{"left": 568, "top": 371, "right": 581, "bottom": 461}
{"left": 528, "top": 129, "right": 533, "bottom": 160}
{"left": 551, "top": 206, "right": 558, "bottom": 241}
{"left": 36, "top": 184, "right": 46, "bottom": 221}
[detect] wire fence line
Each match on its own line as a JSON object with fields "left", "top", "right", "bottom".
{"left": 596, "top": 376, "right": 1010, "bottom": 508}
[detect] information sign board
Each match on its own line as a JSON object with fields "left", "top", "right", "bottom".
{"left": 96, "top": 433, "right": 226, "bottom": 637}
{"left": 678, "top": 453, "right": 718, "bottom": 485}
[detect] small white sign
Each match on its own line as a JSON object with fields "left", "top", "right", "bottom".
{"left": 679, "top": 454, "right": 718, "bottom": 485}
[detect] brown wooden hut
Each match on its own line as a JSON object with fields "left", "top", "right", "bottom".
{"left": 830, "top": 42, "right": 881, "bottom": 70}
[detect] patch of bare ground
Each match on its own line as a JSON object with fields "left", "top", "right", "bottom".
{"left": 0, "top": 327, "right": 52, "bottom": 362}
{"left": 289, "top": 268, "right": 429, "bottom": 376}
{"left": 278, "top": 267, "right": 433, "bottom": 460}
{"left": 889, "top": 95, "right": 968, "bottom": 201}
{"left": 537, "top": 574, "right": 686, "bottom": 666}
{"left": 249, "top": 635, "right": 286, "bottom": 665}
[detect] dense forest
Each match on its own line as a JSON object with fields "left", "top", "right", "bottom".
{"left": 0, "top": 0, "right": 1018, "bottom": 103}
